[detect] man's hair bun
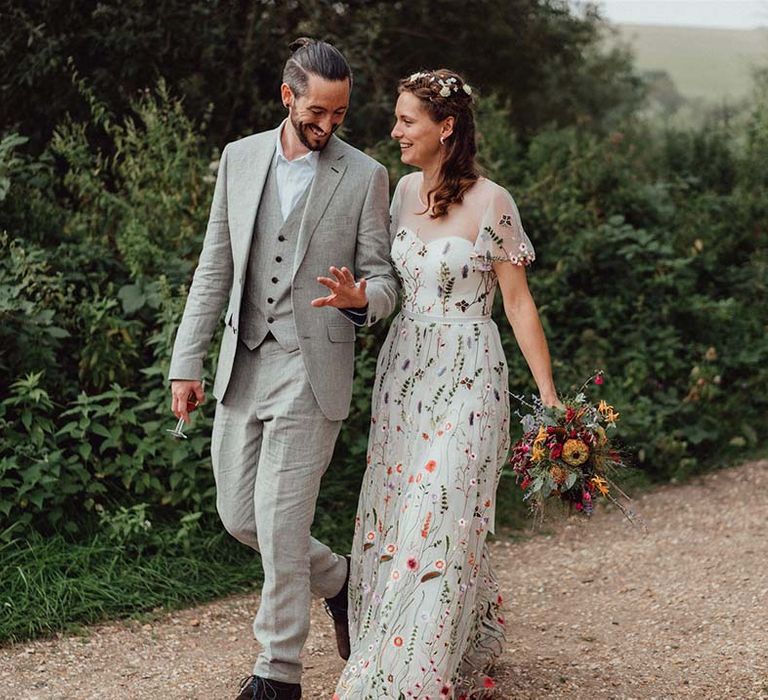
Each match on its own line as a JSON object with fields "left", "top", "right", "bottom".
{"left": 288, "top": 37, "right": 315, "bottom": 54}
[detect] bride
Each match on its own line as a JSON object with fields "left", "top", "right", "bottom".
{"left": 331, "top": 69, "right": 558, "bottom": 698}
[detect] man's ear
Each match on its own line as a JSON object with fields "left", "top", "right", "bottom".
{"left": 280, "top": 82, "right": 293, "bottom": 110}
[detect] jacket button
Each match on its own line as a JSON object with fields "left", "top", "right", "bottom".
{"left": 267, "top": 316, "right": 274, "bottom": 323}
{"left": 271, "top": 277, "right": 278, "bottom": 283}
{"left": 278, "top": 235, "right": 285, "bottom": 242}
{"left": 267, "top": 297, "right": 274, "bottom": 304}
{"left": 275, "top": 256, "right": 283, "bottom": 263}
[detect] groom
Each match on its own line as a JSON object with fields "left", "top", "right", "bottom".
{"left": 168, "top": 38, "right": 398, "bottom": 700}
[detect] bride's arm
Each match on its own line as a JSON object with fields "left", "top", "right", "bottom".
{"left": 495, "top": 262, "right": 559, "bottom": 406}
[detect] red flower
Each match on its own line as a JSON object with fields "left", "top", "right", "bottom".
{"left": 483, "top": 677, "right": 496, "bottom": 688}
{"left": 520, "top": 476, "right": 532, "bottom": 490}
{"left": 550, "top": 443, "right": 563, "bottom": 459}
{"left": 595, "top": 375, "right": 604, "bottom": 385}
{"left": 565, "top": 407, "right": 576, "bottom": 422}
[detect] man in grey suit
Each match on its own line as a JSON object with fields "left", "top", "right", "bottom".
{"left": 168, "top": 38, "right": 398, "bottom": 700}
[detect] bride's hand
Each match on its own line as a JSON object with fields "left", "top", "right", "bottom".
{"left": 541, "top": 393, "right": 563, "bottom": 409}
{"left": 311, "top": 266, "right": 368, "bottom": 309}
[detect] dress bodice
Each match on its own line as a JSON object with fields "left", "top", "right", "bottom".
{"left": 389, "top": 173, "right": 535, "bottom": 319}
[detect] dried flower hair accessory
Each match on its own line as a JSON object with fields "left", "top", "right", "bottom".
{"left": 406, "top": 71, "right": 473, "bottom": 98}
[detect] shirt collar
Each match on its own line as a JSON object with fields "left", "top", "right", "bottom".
{"left": 275, "top": 120, "right": 319, "bottom": 169}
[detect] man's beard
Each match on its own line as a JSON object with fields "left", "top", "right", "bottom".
{"left": 289, "top": 110, "right": 336, "bottom": 151}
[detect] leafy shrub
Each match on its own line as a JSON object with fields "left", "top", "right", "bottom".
{"left": 0, "top": 81, "right": 766, "bottom": 545}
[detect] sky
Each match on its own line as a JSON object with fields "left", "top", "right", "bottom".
{"left": 594, "top": 1, "right": 768, "bottom": 29}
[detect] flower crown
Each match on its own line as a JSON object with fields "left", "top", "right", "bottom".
{"left": 406, "top": 71, "right": 473, "bottom": 98}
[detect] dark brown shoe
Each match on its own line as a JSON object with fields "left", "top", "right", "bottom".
{"left": 235, "top": 675, "right": 301, "bottom": 700}
{"left": 323, "top": 555, "right": 351, "bottom": 660}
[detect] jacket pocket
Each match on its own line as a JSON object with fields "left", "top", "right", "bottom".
{"left": 327, "top": 323, "right": 355, "bottom": 343}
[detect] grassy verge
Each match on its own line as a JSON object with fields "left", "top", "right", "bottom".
{"left": 0, "top": 527, "right": 263, "bottom": 644}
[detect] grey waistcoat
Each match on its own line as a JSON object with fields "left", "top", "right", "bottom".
{"left": 239, "top": 161, "right": 310, "bottom": 352}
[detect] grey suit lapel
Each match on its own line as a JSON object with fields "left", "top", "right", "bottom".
{"left": 293, "top": 136, "right": 348, "bottom": 276}
{"left": 230, "top": 129, "right": 277, "bottom": 275}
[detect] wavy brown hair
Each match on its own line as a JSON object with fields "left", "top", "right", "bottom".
{"left": 398, "top": 69, "right": 480, "bottom": 218}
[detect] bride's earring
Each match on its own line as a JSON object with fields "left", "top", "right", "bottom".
{"left": 440, "top": 135, "right": 446, "bottom": 145}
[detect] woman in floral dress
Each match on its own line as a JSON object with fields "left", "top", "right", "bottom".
{"left": 333, "top": 69, "right": 559, "bottom": 699}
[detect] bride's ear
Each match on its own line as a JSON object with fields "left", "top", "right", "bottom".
{"left": 440, "top": 116, "right": 455, "bottom": 141}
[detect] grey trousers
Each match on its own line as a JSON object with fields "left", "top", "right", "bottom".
{"left": 211, "top": 337, "right": 347, "bottom": 683}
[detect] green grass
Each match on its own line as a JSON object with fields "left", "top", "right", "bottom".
{"left": 0, "top": 527, "right": 263, "bottom": 644}
{"left": 610, "top": 24, "right": 768, "bottom": 101}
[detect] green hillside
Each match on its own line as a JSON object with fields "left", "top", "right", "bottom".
{"left": 612, "top": 23, "right": 768, "bottom": 101}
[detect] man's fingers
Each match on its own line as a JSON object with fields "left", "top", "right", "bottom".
{"left": 317, "top": 276, "right": 339, "bottom": 290}
{"left": 311, "top": 295, "right": 334, "bottom": 307}
{"left": 339, "top": 267, "right": 356, "bottom": 286}
{"left": 358, "top": 278, "right": 367, "bottom": 294}
{"left": 172, "top": 395, "right": 190, "bottom": 422}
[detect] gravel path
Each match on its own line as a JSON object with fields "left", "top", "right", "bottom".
{"left": 3, "top": 459, "right": 767, "bottom": 699}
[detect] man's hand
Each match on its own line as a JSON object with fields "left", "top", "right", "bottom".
{"left": 171, "top": 379, "right": 205, "bottom": 424}
{"left": 311, "top": 266, "right": 368, "bottom": 309}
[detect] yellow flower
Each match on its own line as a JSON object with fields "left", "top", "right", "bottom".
{"left": 605, "top": 409, "right": 620, "bottom": 424}
{"left": 598, "top": 400, "right": 612, "bottom": 416}
{"left": 591, "top": 475, "right": 610, "bottom": 496}
{"left": 533, "top": 425, "right": 547, "bottom": 446}
{"left": 532, "top": 444, "right": 546, "bottom": 462}
{"left": 562, "top": 439, "right": 589, "bottom": 466}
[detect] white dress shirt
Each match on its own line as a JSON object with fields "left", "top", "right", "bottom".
{"left": 274, "top": 120, "right": 319, "bottom": 221}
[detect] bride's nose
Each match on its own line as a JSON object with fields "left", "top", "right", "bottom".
{"left": 391, "top": 123, "right": 402, "bottom": 140}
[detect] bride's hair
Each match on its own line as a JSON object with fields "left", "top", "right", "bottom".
{"left": 398, "top": 69, "right": 480, "bottom": 219}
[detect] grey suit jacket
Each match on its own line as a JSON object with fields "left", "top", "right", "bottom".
{"left": 168, "top": 129, "right": 399, "bottom": 421}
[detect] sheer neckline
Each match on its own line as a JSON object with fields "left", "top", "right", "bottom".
{"left": 401, "top": 226, "right": 476, "bottom": 248}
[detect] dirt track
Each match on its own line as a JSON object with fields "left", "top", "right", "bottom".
{"left": 3, "top": 459, "right": 767, "bottom": 699}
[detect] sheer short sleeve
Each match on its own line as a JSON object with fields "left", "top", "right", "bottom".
{"left": 389, "top": 175, "right": 408, "bottom": 242}
{"left": 473, "top": 184, "right": 535, "bottom": 269}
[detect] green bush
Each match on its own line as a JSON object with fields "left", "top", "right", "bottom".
{"left": 1, "top": 80, "right": 766, "bottom": 550}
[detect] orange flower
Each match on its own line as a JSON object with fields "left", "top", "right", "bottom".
{"left": 425, "top": 459, "right": 437, "bottom": 472}
{"left": 393, "top": 636, "right": 404, "bottom": 647}
{"left": 591, "top": 475, "right": 610, "bottom": 496}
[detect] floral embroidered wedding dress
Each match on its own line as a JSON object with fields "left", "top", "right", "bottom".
{"left": 334, "top": 173, "right": 535, "bottom": 699}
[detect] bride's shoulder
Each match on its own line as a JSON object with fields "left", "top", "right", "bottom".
{"left": 395, "top": 171, "right": 420, "bottom": 191}
{"left": 471, "top": 177, "right": 515, "bottom": 201}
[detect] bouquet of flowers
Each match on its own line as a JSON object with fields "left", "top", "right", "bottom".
{"left": 509, "top": 372, "right": 642, "bottom": 527}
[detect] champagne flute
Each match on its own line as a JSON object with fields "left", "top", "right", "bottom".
{"left": 167, "top": 380, "right": 205, "bottom": 439}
